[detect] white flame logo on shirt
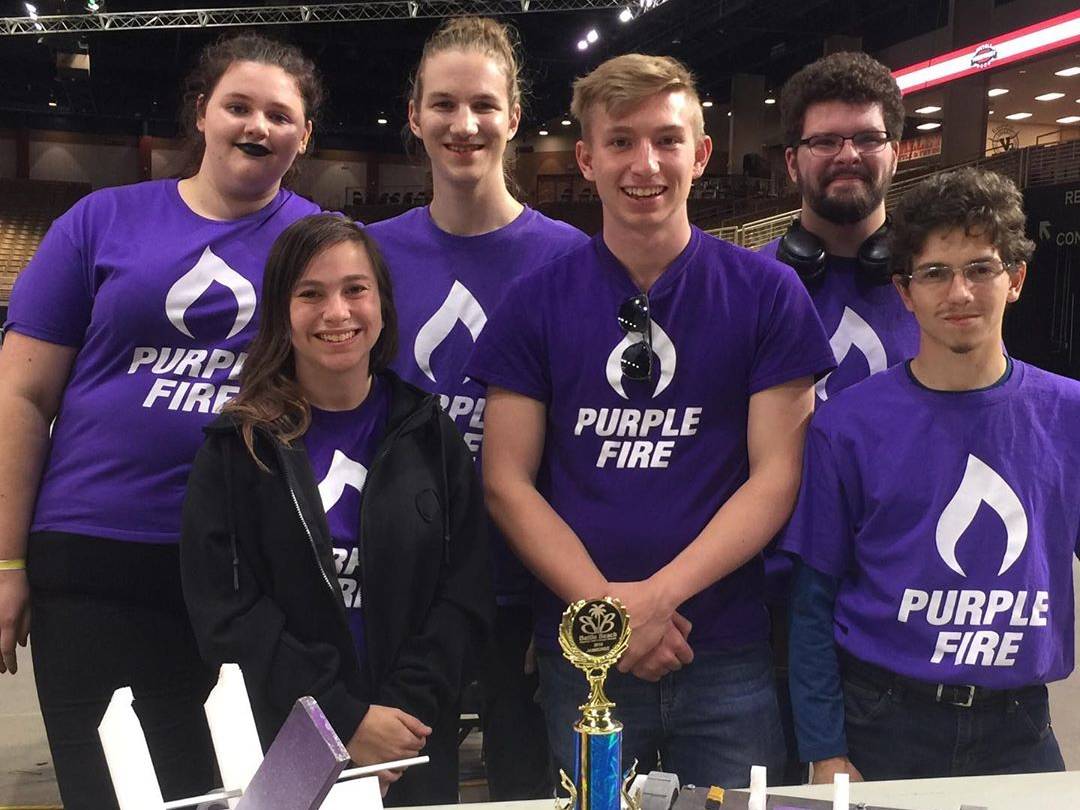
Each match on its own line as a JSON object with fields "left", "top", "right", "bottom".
{"left": 816, "top": 307, "right": 887, "bottom": 400}
{"left": 317, "top": 451, "right": 369, "bottom": 513}
{"left": 165, "top": 247, "right": 256, "bottom": 340}
{"left": 935, "top": 454, "right": 1028, "bottom": 578}
{"left": 605, "top": 319, "right": 677, "bottom": 400}
{"left": 414, "top": 281, "right": 487, "bottom": 384}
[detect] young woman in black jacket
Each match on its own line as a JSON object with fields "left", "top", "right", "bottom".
{"left": 180, "top": 213, "right": 490, "bottom": 805}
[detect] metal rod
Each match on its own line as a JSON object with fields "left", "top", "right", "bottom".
{"left": 339, "top": 755, "right": 430, "bottom": 781}
{"left": 162, "top": 788, "right": 242, "bottom": 809}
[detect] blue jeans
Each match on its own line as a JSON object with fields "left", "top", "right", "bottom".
{"left": 843, "top": 673, "right": 1066, "bottom": 780}
{"left": 538, "top": 643, "right": 786, "bottom": 789}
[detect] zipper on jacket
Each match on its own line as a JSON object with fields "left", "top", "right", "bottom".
{"left": 279, "top": 450, "right": 338, "bottom": 601}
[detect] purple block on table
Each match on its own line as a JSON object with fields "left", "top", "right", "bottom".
{"left": 236, "top": 696, "right": 350, "bottom": 810}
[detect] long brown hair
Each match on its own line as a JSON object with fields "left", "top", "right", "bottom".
{"left": 178, "top": 31, "right": 326, "bottom": 186}
{"left": 225, "top": 214, "right": 398, "bottom": 464}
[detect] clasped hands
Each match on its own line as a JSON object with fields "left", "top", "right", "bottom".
{"left": 606, "top": 580, "right": 693, "bottom": 682}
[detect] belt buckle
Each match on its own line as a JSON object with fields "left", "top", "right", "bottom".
{"left": 936, "top": 683, "right": 975, "bottom": 708}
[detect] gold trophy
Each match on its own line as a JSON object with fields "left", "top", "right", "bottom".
{"left": 555, "top": 597, "right": 641, "bottom": 810}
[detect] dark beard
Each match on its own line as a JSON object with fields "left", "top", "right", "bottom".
{"left": 799, "top": 171, "right": 888, "bottom": 225}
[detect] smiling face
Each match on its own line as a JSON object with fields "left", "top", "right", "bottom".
{"left": 895, "top": 227, "right": 1025, "bottom": 357}
{"left": 408, "top": 48, "right": 520, "bottom": 191}
{"left": 576, "top": 89, "right": 711, "bottom": 241}
{"left": 290, "top": 240, "right": 383, "bottom": 397}
{"left": 196, "top": 60, "right": 312, "bottom": 197}
{"left": 785, "top": 100, "right": 897, "bottom": 225}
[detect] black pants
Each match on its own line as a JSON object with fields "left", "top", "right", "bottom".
{"left": 480, "top": 603, "right": 552, "bottom": 800}
{"left": 842, "top": 656, "right": 1066, "bottom": 780}
{"left": 28, "top": 532, "right": 217, "bottom": 810}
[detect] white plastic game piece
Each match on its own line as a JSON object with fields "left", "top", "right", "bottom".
{"left": 98, "top": 687, "right": 166, "bottom": 810}
{"left": 748, "top": 764, "right": 766, "bottom": 810}
{"left": 204, "top": 664, "right": 264, "bottom": 809}
{"left": 833, "top": 771, "right": 850, "bottom": 810}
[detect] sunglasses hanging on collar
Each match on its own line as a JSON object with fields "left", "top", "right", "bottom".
{"left": 617, "top": 293, "right": 653, "bottom": 381}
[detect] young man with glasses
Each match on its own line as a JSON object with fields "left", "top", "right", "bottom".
{"left": 761, "top": 53, "right": 920, "bottom": 784}
{"left": 466, "top": 54, "right": 834, "bottom": 788}
{"left": 782, "top": 167, "right": 1079, "bottom": 783}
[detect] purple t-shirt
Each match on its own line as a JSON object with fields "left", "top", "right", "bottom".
{"left": 5, "top": 179, "right": 320, "bottom": 543}
{"left": 466, "top": 227, "right": 835, "bottom": 652}
{"left": 303, "top": 377, "right": 390, "bottom": 661}
{"left": 781, "top": 361, "right": 1080, "bottom": 687}
{"left": 366, "top": 205, "right": 588, "bottom": 602}
{"left": 760, "top": 239, "right": 919, "bottom": 402}
{"left": 760, "top": 239, "right": 920, "bottom": 600}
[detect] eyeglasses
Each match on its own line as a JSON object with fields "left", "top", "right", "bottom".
{"left": 906, "top": 259, "right": 1013, "bottom": 286}
{"left": 796, "top": 130, "right": 891, "bottom": 157}
{"left": 618, "top": 293, "right": 652, "bottom": 381}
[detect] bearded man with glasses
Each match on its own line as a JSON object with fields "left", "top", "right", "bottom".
{"left": 466, "top": 54, "right": 834, "bottom": 788}
{"left": 760, "top": 52, "right": 921, "bottom": 784}
{"left": 781, "top": 167, "right": 1080, "bottom": 783}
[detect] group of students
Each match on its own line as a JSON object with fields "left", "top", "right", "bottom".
{"left": 0, "top": 15, "right": 1076, "bottom": 810}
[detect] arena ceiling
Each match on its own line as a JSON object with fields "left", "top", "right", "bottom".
{"left": 0, "top": 0, "right": 952, "bottom": 151}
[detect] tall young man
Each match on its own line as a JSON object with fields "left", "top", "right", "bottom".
{"left": 783, "top": 167, "right": 1078, "bottom": 782}
{"left": 761, "top": 51, "right": 920, "bottom": 783}
{"left": 466, "top": 54, "right": 834, "bottom": 787}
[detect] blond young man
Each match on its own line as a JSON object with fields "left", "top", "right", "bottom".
{"left": 466, "top": 54, "right": 834, "bottom": 786}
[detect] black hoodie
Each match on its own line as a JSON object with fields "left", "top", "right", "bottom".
{"left": 179, "top": 370, "right": 491, "bottom": 763}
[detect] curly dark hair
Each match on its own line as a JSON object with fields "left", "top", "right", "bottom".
{"left": 178, "top": 31, "right": 326, "bottom": 185}
{"left": 780, "top": 51, "right": 904, "bottom": 147}
{"left": 889, "top": 167, "right": 1035, "bottom": 279}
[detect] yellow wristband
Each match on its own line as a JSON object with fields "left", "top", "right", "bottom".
{"left": 0, "top": 558, "right": 26, "bottom": 571}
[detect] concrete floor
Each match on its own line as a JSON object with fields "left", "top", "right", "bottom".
{"left": 4, "top": 564, "right": 1080, "bottom": 808}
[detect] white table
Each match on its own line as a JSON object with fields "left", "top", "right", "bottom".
{"left": 421, "top": 771, "right": 1080, "bottom": 810}
{"left": 764, "top": 770, "right": 1080, "bottom": 809}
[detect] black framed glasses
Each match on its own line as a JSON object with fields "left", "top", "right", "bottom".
{"left": 618, "top": 293, "right": 653, "bottom": 381}
{"left": 796, "top": 130, "right": 891, "bottom": 157}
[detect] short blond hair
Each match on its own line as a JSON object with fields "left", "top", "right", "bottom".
{"left": 571, "top": 54, "right": 705, "bottom": 140}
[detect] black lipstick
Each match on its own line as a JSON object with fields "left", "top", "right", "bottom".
{"left": 235, "top": 142, "right": 271, "bottom": 157}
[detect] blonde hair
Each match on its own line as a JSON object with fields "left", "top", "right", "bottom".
{"left": 410, "top": 16, "right": 523, "bottom": 110}
{"left": 571, "top": 54, "right": 705, "bottom": 140}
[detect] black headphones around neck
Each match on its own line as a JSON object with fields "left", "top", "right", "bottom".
{"left": 775, "top": 217, "right": 892, "bottom": 286}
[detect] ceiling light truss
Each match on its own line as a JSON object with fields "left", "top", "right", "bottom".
{"left": 1, "top": 0, "right": 669, "bottom": 36}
